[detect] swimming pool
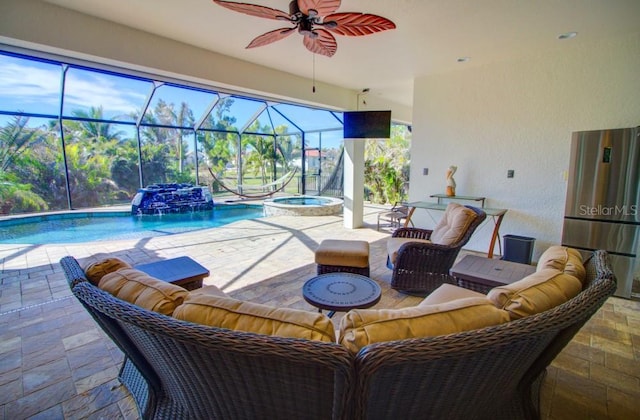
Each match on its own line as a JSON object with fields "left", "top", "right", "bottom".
{"left": 0, "top": 205, "right": 263, "bottom": 244}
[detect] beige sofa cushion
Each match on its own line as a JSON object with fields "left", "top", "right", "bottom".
{"left": 386, "top": 237, "right": 432, "bottom": 264}
{"left": 430, "top": 203, "right": 478, "bottom": 245}
{"left": 98, "top": 268, "right": 188, "bottom": 316}
{"left": 420, "top": 283, "right": 487, "bottom": 305}
{"left": 338, "top": 297, "right": 510, "bottom": 353}
{"left": 84, "top": 257, "right": 131, "bottom": 285}
{"left": 537, "top": 245, "right": 586, "bottom": 284}
{"left": 487, "top": 268, "right": 583, "bottom": 320}
{"left": 173, "top": 293, "right": 336, "bottom": 342}
{"left": 189, "top": 284, "right": 228, "bottom": 297}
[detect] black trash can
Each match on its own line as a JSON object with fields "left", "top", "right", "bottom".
{"left": 502, "top": 235, "right": 535, "bottom": 265}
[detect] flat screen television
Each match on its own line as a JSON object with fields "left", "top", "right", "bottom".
{"left": 343, "top": 110, "right": 391, "bottom": 138}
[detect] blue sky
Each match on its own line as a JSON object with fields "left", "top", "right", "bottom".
{"left": 0, "top": 52, "right": 346, "bottom": 149}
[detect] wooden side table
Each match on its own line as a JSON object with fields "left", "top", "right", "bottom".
{"left": 136, "top": 256, "right": 209, "bottom": 290}
{"left": 450, "top": 254, "right": 535, "bottom": 294}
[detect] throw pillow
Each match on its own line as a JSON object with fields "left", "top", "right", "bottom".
{"left": 487, "top": 268, "right": 583, "bottom": 319}
{"left": 98, "top": 268, "right": 188, "bottom": 315}
{"left": 536, "top": 245, "right": 586, "bottom": 284}
{"left": 84, "top": 257, "right": 131, "bottom": 285}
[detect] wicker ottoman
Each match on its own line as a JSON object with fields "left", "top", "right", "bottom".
{"left": 315, "top": 239, "right": 370, "bottom": 276}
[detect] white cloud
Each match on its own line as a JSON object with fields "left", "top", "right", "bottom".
{"left": 0, "top": 63, "right": 60, "bottom": 108}
{"left": 64, "top": 71, "right": 147, "bottom": 114}
{"left": 0, "top": 59, "right": 148, "bottom": 115}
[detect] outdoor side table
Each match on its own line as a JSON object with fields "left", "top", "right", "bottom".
{"left": 136, "top": 256, "right": 209, "bottom": 290}
{"left": 302, "top": 272, "right": 381, "bottom": 318}
{"left": 450, "top": 254, "right": 535, "bottom": 294}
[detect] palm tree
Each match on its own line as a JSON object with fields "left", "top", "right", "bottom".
{"left": 244, "top": 133, "right": 276, "bottom": 184}
{"left": 0, "top": 175, "right": 48, "bottom": 214}
{"left": 0, "top": 115, "right": 42, "bottom": 172}
{"left": 0, "top": 116, "right": 49, "bottom": 213}
{"left": 197, "top": 98, "right": 239, "bottom": 191}
{"left": 364, "top": 125, "right": 411, "bottom": 204}
{"left": 69, "top": 107, "right": 126, "bottom": 147}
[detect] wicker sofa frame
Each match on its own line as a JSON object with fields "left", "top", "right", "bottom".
{"left": 355, "top": 250, "right": 615, "bottom": 419}
{"left": 61, "top": 257, "right": 353, "bottom": 420}
{"left": 388, "top": 205, "right": 487, "bottom": 294}
{"left": 61, "top": 250, "right": 615, "bottom": 419}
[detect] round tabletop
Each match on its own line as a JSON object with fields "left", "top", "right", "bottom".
{"left": 302, "top": 272, "right": 382, "bottom": 313}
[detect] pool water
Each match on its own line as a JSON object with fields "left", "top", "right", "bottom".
{"left": 0, "top": 206, "right": 263, "bottom": 244}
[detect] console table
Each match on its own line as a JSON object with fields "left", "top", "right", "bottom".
{"left": 430, "top": 194, "right": 486, "bottom": 208}
{"left": 402, "top": 201, "right": 507, "bottom": 259}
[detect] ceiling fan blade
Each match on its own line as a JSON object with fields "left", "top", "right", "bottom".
{"left": 302, "top": 29, "right": 337, "bottom": 57}
{"left": 298, "top": 0, "right": 341, "bottom": 17}
{"left": 324, "top": 13, "right": 396, "bottom": 36}
{"left": 213, "top": 0, "right": 290, "bottom": 21}
{"left": 247, "top": 27, "right": 296, "bottom": 49}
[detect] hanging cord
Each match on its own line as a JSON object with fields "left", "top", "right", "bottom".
{"left": 312, "top": 53, "right": 316, "bottom": 93}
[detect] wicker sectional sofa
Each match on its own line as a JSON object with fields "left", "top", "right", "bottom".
{"left": 61, "top": 247, "right": 616, "bottom": 420}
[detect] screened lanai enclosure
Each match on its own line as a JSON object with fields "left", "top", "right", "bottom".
{"left": 0, "top": 49, "right": 410, "bottom": 216}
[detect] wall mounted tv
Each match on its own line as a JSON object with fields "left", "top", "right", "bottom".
{"left": 343, "top": 110, "right": 391, "bottom": 139}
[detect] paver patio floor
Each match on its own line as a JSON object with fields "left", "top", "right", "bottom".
{"left": 1, "top": 206, "right": 638, "bottom": 418}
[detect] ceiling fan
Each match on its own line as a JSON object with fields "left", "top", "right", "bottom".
{"left": 212, "top": 0, "right": 396, "bottom": 57}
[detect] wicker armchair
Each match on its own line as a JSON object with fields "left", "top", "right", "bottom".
{"left": 388, "top": 205, "right": 486, "bottom": 294}
{"left": 353, "top": 250, "right": 616, "bottom": 419}
{"left": 61, "top": 257, "right": 354, "bottom": 420}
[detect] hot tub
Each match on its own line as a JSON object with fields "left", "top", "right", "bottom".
{"left": 263, "top": 196, "right": 343, "bottom": 217}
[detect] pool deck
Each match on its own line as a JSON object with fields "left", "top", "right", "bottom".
{"left": 1, "top": 205, "right": 639, "bottom": 418}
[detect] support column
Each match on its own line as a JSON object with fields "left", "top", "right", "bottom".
{"left": 343, "top": 139, "right": 365, "bottom": 229}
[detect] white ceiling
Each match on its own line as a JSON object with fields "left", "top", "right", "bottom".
{"left": 42, "top": 0, "right": 640, "bottom": 107}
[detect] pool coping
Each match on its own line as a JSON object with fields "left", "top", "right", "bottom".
{"left": 0, "top": 203, "right": 262, "bottom": 227}
{"left": 263, "top": 196, "right": 343, "bottom": 217}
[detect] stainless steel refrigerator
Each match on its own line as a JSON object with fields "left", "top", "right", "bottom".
{"left": 562, "top": 127, "right": 640, "bottom": 298}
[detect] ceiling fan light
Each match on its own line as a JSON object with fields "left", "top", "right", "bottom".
{"left": 299, "top": 28, "right": 317, "bottom": 38}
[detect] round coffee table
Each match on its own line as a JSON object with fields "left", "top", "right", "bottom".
{"left": 302, "top": 272, "right": 382, "bottom": 317}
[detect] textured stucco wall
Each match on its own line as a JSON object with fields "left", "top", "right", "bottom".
{"left": 410, "top": 32, "right": 640, "bottom": 259}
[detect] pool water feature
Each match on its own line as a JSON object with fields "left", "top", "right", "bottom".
{"left": 0, "top": 205, "right": 263, "bottom": 244}
{"left": 263, "top": 196, "right": 343, "bottom": 217}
